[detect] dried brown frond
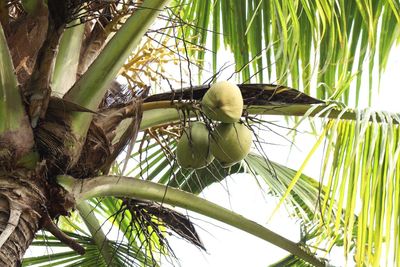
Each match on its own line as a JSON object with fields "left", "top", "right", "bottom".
{"left": 122, "top": 198, "right": 205, "bottom": 251}
{"left": 98, "top": 81, "right": 135, "bottom": 109}
{"left": 144, "top": 84, "right": 324, "bottom": 105}
{"left": 68, "top": 0, "right": 142, "bottom": 26}
{"left": 2, "top": 0, "right": 23, "bottom": 22}
{"left": 69, "top": 95, "right": 143, "bottom": 178}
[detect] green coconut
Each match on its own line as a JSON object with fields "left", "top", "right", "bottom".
{"left": 201, "top": 81, "right": 243, "bottom": 123}
{"left": 176, "top": 122, "right": 214, "bottom": 169}
{"left": 210, "top": 122, "right": 252, "bottom": 167}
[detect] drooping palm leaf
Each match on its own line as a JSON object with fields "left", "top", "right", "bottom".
{"left": 23, "top": 204, "right": 163, "bottom": 267}
{"left": 270, "top": 107, "right": 400, "bottom": 266}
{"left": 76, "top": 201, "right": 123, "bottom": 266}
{"left": 86, "top": 196, "right": 204, "bottom": 265}
{"left": 82, "top": 197, "right": 177, "bottom": 266}
{"left": 173, "top": 0, "right": 400, "bottom": 105}
{"left": 23, "top": 230, "right": 156, "bottom": 267}
{"left": 316, "top": 110, "right": 400, "bottom": 266}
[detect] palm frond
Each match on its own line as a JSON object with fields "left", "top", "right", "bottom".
{"left": 86, "top": 196, "right": 204, "bottom": 266}
{"left": 23, "top": 231, "right": 155, "bottom": 267}
{"left": 116, "top": 126, "right": 345, "bottom": 249}
{"left": 271, "top": 107, "right": 400, "bottom": 266}
{"left": 269, "top": 254, "right": 313, "bottom": 267}
{"left": 316, "top": 109, "right": 400, "bottom": 266}
{"left": 173, "top": 0, "right": 400, "bottom": 105}
{"left": 62, "top": 0, "right": 170, "bottom": 144}
{"left": 76, "top": 201, "right": 123, "bottom": 266}
{"left": 23, "top": 209, "right": 163, "bottom": 267}
{"left": 89, "top": 197, "right": 165, "bottom": 266}
{"left": 123, "top": 94, "right": 400, "bottom": 265}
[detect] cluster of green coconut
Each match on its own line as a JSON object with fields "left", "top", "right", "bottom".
{"left": 176, "top": 81, "right": 253, "bottom": 169}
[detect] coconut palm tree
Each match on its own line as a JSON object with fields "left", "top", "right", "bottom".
{"left": 0, "top": 0, "right": 399, "bottom": 266}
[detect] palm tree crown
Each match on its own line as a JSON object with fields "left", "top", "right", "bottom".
{"left": 0, "top": 1, "right": 399, "bottom": 266}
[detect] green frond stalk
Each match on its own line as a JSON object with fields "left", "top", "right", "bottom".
{"left": 64, "top": 0, "right": 170, "bottom": 138}
{"left": 57, "top": 175, "right": 325, "bottom": 267}
{"left": 0, "top": 24, "right": 25, "bottom": 132}
{"left": 51, "top": 22, "right": 85, "bottom": 96}
{"left": 76, "top": 201, "right": 120, "bottom": 266}
{"left": 138, "top": 100, "right": 400, "bottom": 134}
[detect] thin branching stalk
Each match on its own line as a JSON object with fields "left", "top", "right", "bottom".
{"left": 77, "top": 201, "right": 120, "bottom": 265}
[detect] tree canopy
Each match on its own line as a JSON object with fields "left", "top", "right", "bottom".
{"left": 0, "top": 0, "right": 399, "bottom": 266}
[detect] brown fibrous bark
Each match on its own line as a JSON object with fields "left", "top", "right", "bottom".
{"left": 0, "top": 169, "right": 46, "bottom": 266}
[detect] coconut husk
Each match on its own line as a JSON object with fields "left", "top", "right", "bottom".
{"left": 34, "top": 106, "right": 80, "bottom": 175}
{"left": 35, "top": 81, "right": 142, "bottom": 177}
{"left": 68, "top": 83, "right": 143, "bottom": 177}
{"left": 70, "top": 99, "right": 143, "bottom": 178}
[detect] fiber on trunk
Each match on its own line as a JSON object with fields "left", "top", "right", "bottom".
{"left": 0, "top": 170, "right": 47, "bottom": 266}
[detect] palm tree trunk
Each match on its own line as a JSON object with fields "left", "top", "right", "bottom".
{"left": 0, "top": 170, "right": 47, "bottom": 266}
